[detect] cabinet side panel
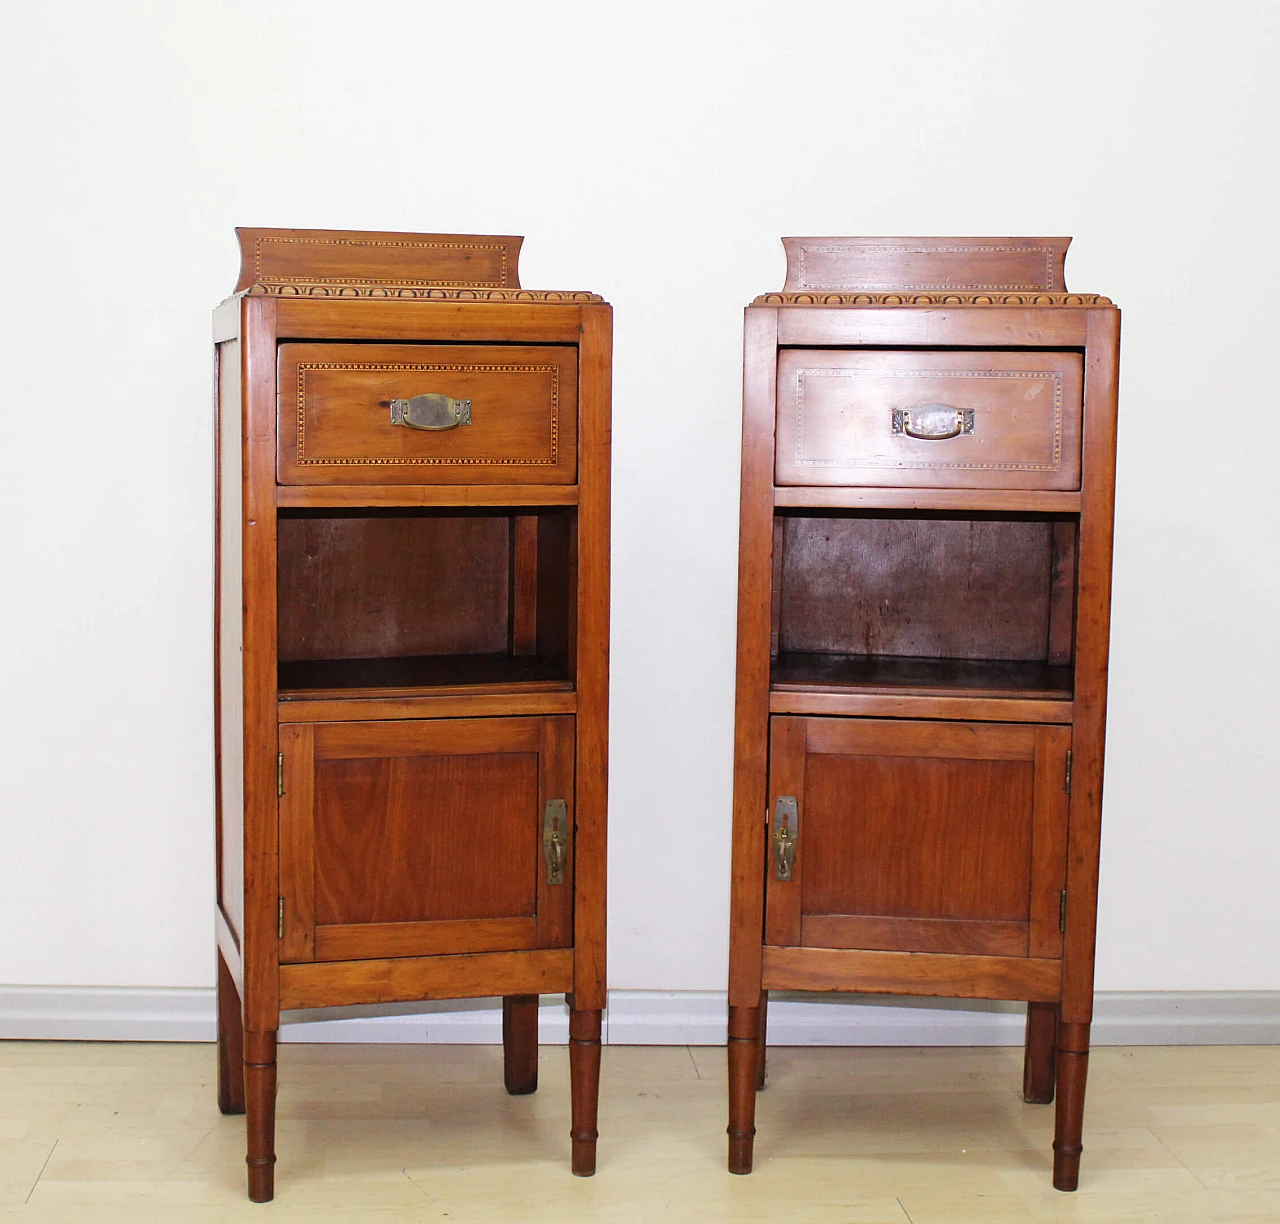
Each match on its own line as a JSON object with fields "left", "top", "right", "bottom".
{"left": 217, "top": 337, "right": 245, "bottom": 942}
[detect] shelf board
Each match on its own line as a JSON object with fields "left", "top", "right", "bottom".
{"left": 770, "top": 653, "right": 1073, "bottom": 722}
{"left": 277, "top": 484, "right": 579, "bottom": 509}
{"left": 773, "top": 486, "right": 1081, "bottom": 513}
{"left": 278, "top": 652, "right": 572, "bottom": 703}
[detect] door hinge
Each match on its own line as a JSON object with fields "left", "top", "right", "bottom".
{"left": 1064, "top": 750, "right": 1073, "bottom": 795}
{"left": 278, "top": 896, "right": 285, "bottom": 940}
{"left": 277, "top": 752, "right": 284, "bottom": 797}
{"left": 1059, "top": 889, "right": 1068, "bottom": 934}
{"left": 773, "top": 796, "right": 798, "bottom": 882}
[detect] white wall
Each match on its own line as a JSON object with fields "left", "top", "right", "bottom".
{"left": 1, "top": 1, "right": 1277, "bottom": 998}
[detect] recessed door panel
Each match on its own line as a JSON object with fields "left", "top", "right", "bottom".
{"left": 766, "top": 717, "right": 1069, "bottom": 958}
{"left": 279, "top": 716, "right": 574, "bottom": 963}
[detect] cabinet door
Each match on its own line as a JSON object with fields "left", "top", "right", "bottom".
{"left": 278, "top": 716, "right": 574, "bottom": 963}
{"left": 765, "top": 717, "right": 1069, "bottom": 958}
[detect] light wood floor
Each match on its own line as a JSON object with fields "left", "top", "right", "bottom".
{"left": 1, "top": 1041, "right": 1278, "bottom": 1222}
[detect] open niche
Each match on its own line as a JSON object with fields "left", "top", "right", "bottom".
{"left": 277, "top": 507, "right": 575, "bottom": 700}
{"left": 770, "top": 511, "right": 1077, "bottom": 701}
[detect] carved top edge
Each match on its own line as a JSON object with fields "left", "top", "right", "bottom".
{"left": 751, "top": 291, "right": 1113, "bottom": 308}
{"left": 234, "top": 227, "right": 524, "bottom": 292}
{"left": 781, "top": 236, "right": 1072, "bottom": 292}
{"left": 244, "top": 282, "right": 604, "bottom": 303}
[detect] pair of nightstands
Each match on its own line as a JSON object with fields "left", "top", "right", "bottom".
{"left": 213, "top": 230, "right": 1118, "bottom": 1200}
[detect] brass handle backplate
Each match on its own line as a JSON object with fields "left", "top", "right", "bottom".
{"left": 544, "top": 799, "right": 568, "bottom": 886}
{"left": 773, "top": 796, "right": 798, "bottom": 882}
{"left": 892, "top": 404, "right": 975, "bottom": 440}
{"left": 390, "top": 393, "right": 473, "bottom": 431}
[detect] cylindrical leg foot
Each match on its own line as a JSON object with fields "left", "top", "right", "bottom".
{"left": 1052, "top": 1021, "right": 1090, "bottom": 1191}
{"left": 727, "top": 1005, "right": 759, "bottom": 1174}
{"left": 569, "top": 1008, "right": 602, "bottom": 1176}
{"left": 503, "top": 995, "right": 540, "bottom": 1095}
{"left": 1023, "top": 1001, "right": 1058, "bottom": 1105}
{"left": 244, "top": 1030, "right": 277, "bottom": 1203}
{"left": 216, "top": 951, "right": 245, "bottom": 1116}
{"left": 756, "top": 991, "right": 768, "bottom": 1091}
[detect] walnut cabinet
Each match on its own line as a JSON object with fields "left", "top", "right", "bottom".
{"left": 726, "top": 238, "right": 1119, "bottom": 1191}
{"left": 213, "top": 229, "right": 610, "bottom": 1201}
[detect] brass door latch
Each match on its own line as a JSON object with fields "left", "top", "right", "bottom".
{"left": 773, "top": 796, "right": 798, "bottom": 881}
{"left": 543, "top": 799, "right": 568, "bottom": 886}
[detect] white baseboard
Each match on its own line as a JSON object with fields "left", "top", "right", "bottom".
{"left": 1, "top": 986, "right": 1276, "bottom": 1046}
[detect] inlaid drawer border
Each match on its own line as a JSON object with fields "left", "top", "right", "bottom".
{"left": 293, "top": 361, "right": 562, "bottom": 469}
{"left": 793, "top": 367, "right": 1065, "bottom": 473}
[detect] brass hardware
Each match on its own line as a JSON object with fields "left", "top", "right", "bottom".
{"left": 543, "top": 799, "right": 568, "bottom": 886}
{"left": 277, "top": 752, "right": 284, "bottom": 797}
{"left": 390, "top": 393, "right": 472, "bottom": 431}
{"left": 892, "top": 404, "right": 975, "bottom": 440}
{"left": 1064, "top": 750, "right": 1073, "bottom": 794}
{"left": 278, "top": 897, "right": 285, "bottom": 940}
{"left": 773, "top": 796, "right": 798, "bottom": 882}
{"left": 1059, "top": 890, "right": 1067, "bottom": 934}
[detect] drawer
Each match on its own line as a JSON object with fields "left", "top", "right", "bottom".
{"left": 277, "top": 343, "right": 577, "bottom": 484}
{"left": 775, "top": 350, "right": 1082, "bottom": 490}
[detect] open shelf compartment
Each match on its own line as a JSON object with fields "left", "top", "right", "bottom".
{"left": 770, "top": 510, "right": 1077, "bottom": 703}
{"left": 277, "top": 506, "right": 575, "bottom": 701}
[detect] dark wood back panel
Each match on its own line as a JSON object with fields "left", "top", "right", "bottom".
{"left": 277, "top": 512, "right": 510, "bottom": 662}
{"left": 777, "top": 514, "right": 1056, "bottom": 661}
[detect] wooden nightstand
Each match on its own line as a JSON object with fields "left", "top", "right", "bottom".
{"left": 726, "top": 238, "right": 1119, "bottom": 1191}
{"left": 213, "top": 228, "right": 611, "bottom": 1201}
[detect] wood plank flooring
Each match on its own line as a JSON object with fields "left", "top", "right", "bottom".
{"left": 1, "top": 1041, "right": 1278, "bottom": 1221}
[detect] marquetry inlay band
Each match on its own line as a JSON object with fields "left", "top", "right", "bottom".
{"left": 255, "top": 236, "right": 510, "bottom": 287}
{"left": 754, "top": 291, "right": 1113, "bottom": 307}
{"left": 252, "top": 282, "right": 604, "bottom": 302}
{"left": 794, "top": 368, "right": 1064, "bottom": 472}
{"left": 796, "top": 242, "right": 1060, "bottom": 291}
{"left": 295, "top": 363, "right": 560, "bottom": 466}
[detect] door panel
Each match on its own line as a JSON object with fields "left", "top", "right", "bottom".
{"left": 766, "top": 717, "right": 1069, "bottom": 959}
{"left": 279, "top": 716, "right": 574, "bottom": 963}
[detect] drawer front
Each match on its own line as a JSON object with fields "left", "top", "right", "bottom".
{"left": 775, "top": 350, "right": 1082, "bottom": 490}
{"left": 278, "top": 343, "right": 578, "bottom": 484}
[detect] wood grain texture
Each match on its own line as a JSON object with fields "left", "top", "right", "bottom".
{"left": 800, "top": 914, "right": 1029, "bottom": 957}
{"left": 277, "top": 343, "right": 577, "bottom": 485}
{"left": 770, "top": 653, "right": 1072, "bottom": 699}
{"left": 1024, "top": 1000, "right": 1058, "bottom": 1104}
{"left": 568, "top": 1007, "right": 602, "bottom": 1175}
{"left": 776, "top": 349, "right": 1083, "bottom": 490}
{"left": 277, "top": 690, "right": 576, "bottom": 724}
{"left": 273, "top": 299, "right": 586, "bottom": 345}
{"left": 216, "top": 949, "right": 245, "bottom": 1116}
{"left": 775, "top": 306, "right": 1089, "bottom": 349}
{"left": 235, "top": 228, "right": 524, "bottom": 292}
{"left": 781, "top": 236, "right": 1071, "bottom": 293}
{"left": 727, "top": 308, "right": 780, "bottom": 1009}
{"left": 503, "top": 994, "right": 539, "bottom": 1095}
{"left": 768, "top": 690, "right": 1073, "bottom": 723}
{"left": 761, "top": 945, "right": 1062, "bottom": 1001}
{"left": 571, "top": 304, "right": 611, "bottom": 1012}
{"left": 276, "top": 483, "right": 579, "bottom": 508}
{"left": 774, "top": 485, "right": 1083, "bottom": 513}
{"left": 315, "top": 917, "right": 536, "bottom": 962}
{"left": 277, "top": 948, "right": 574, "bottom": 1009}
{"left": 1061, "top": 310, "right": 1120, "bottom": 1026}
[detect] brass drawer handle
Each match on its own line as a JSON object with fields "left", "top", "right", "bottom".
{"left": 892, "top": 404, "right": 975, "bottom": 440}
{"left": 390, "top": 393, "right": 473, "bottom": 431}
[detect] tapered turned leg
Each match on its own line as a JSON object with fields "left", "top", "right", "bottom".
{"left": 568, "top": 1007, "right": 602, "bottom": 1176}
{"left": 756, "top": 991, "right": 769, "bottom": 1091}
{"left": 1022, "top": 1001, "right": 1058, "bottom": 1104}
{"left": 216, "top": 952, "right": 245, "bottom": 1115}
{"left": 244, "top": 1030, "right": 277, "bottom": 1203}
{"left": 727, "top": 1004, "right": 759, "bottom": 1173}
{"left": 1052, "top": 1021, "right": 1090, "bottom": 1191}
{"left": 503, "top": 995, "right": 540, "bottom": 1095}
